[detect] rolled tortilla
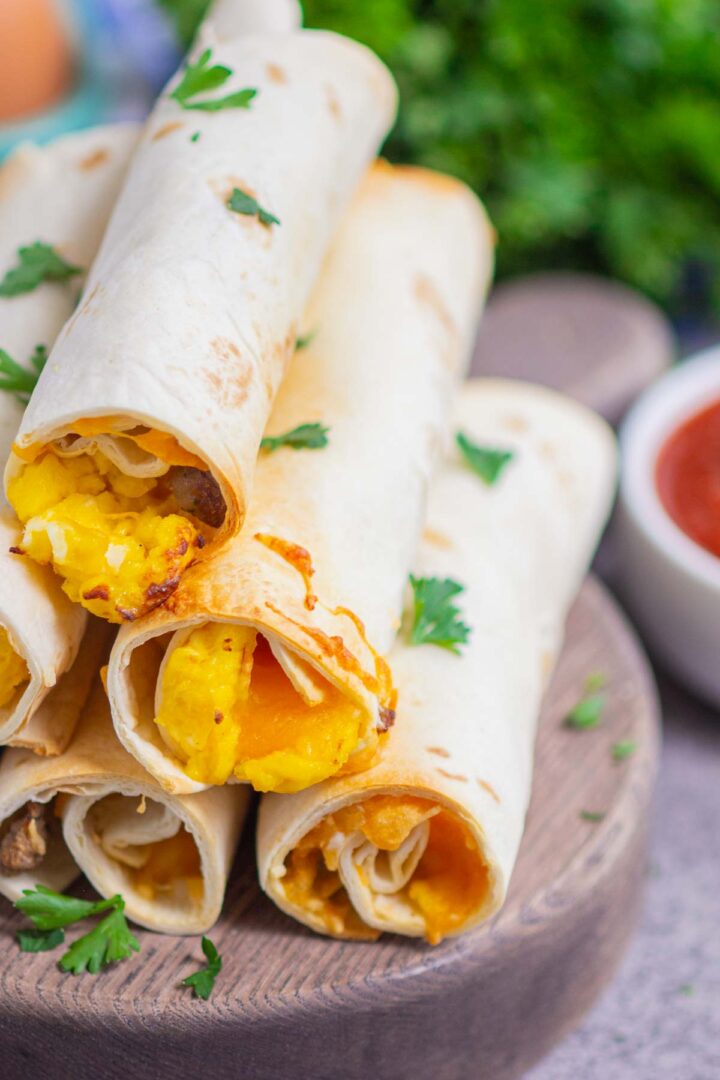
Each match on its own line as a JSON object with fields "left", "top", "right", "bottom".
{"left": 257, "top": 379, "right": 617, "bottom": 943}
{"left": 0, "top": 673, "right": 249, "bottom": 934}
{"left": 207, "top": 0, "right": 302, "bottom": 36}
{"left": 0, "top": 124, "right": 139, "bottom": 751}
{"left": 108, "top": 162, "right": 494, "bottom": 797}
{"left": 5, "top": 20, "right": 397, "bottom": 624}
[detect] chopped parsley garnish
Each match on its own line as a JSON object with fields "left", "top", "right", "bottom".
{"left": 408, "top": 576, "right": 471, "bottom": 654}
{"left": 295, "top": 330, "right": 317, "bottom": 351}
{"left": 0, "top": 344, "right": 47, "bottom": 402}
{"left": 14, "top": 885, "right": 139, "bottom": 975}
{"left": 456, "top": 432, "right": 515, "bottom": 486}
{"left": 190, "top": 131, "right": 201, "bottom": 142}
{"left": 16, "top": 927, "right": 65, "bottom": 953}
{"left": 678, "top": 984, "right": 695, "bottom": 997}
{"left": 260, "top": 422, "right": 329, "bottom": 453}
{"left": 0, "top": 242, "right": 82, "bottom": 297}
{"left": 171, "top": 48, "right": 257, "bottom": 112}
{"left": 612, "top": 740, "right": 637, "bottom": 762}
{"left": 182, "top": 936, "right": 221, "bottom": 1000}
{"left": 59, "top": 905, "right": 140, "bottom": 975}
{"left": 564, "top": 673, "right": 606, "bottom": 730}
{"left": 227, "top": 187, "right": 280, "bottom": 227}
{"left": 579, "top": 810, "right": 605, "bottom": 823}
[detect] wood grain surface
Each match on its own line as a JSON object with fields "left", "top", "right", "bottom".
{"left": 0, "top": 575, "right": 660, "bottom": 1080}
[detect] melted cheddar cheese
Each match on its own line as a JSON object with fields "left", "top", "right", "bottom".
{"left": 155, "top": 625, "right": 370, "bottom": 793}
{"left": 8, "top": 450, "right": 201, "bottom": 623}
{"left": 283, "top": 795, "right": 488, "bottom": 944}
{"left": 0, "top": 626, "right": 29, "bottom": 708}
{"left": 132, "top": 827, "right": 203, "bottom": 903}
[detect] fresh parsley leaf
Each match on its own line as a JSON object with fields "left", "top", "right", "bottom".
{"left": 565, "top": 694, "right": 604, "bottom": 730}
{"left": 227, "top": 187, "right": 280, "bottom": 227}
{"left": 295, "top": 330, "right": 317, "bottom": 351}
{"left": 58, "top": 904, "right": 140, "bottom": 976}
{"left": 564, "top": 672, "right": 608, "bottom": 729}
{"left": 612, "top": 740, "right": 637, "bottom": 762}
{"left": 0, "top": 242, "right": 82, "bottom": 297}
{"left": 171, "top": 48, "right": 257, "bottom": 112}
{"left": 0, "top": 344, "right": 47, "bottom": 402}
{"left": 579, "top": 810, "right": 605, "bottom": 823}
{"left": 15, "top": 885, "right": 120, "bottom": 931}
{"left": 408, "top": 576, "right": 471, "bottom": 654}
{"left": 182, "top": 936, "right": 221, "bottom": 1000}
{"left": 456, "top": 432, "right": 514, "bottom": 486}
{"left": 190, "top": 131, "right": 201, "bottom": 142}
{"left": 16, "top": 927, "right": 65, "bottom": 953}
{"left": 260, "top": 422, "right": 329, "bottom": 453}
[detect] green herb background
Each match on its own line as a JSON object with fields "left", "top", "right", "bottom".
{"left": 162, "top": 0, "right": 720, "bottom": 312}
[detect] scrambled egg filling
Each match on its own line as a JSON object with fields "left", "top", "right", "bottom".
{"left": 132, "top": 828, "right": 203, "bottom": 904}
{"left": 8, "top": 449, "right": 202, "bottom": 623}
{"left": 283, "top": 795, "right": 489, "bottom": 944}
{"left": 155, "top": 624, "right": 369, "bottom": 793}
{"left": 0, "top": 626, "right": 29, "bottom": 709}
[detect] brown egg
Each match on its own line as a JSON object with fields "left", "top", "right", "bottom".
{"left": 0, "top": 0, "right": 74, "bottom": 122}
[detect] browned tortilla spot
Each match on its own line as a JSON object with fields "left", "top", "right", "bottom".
{"left": 79, "top": 148, "right": 110, "bottom": 171}
{"left": 426, "top": 746, "right": 451, "bottom": 758}
{"left": 436, "top": 768, "right": 468, "bottom": 783}
{"left": 477, "top": 778, "right": 501, "bottom": 803}
{"left": 422, "top": 528, "right": 453, "bottom": 550}
{"left": 325, "top": 84, "right": 342, "bottom": 120}
{"left": 414, "top": 274, "right": 459, "bottom": 363}
{"left": 266, "top": 63, "right": 286, "bottom": 84}
{"left": 152, "top": 121, "right": 184, "bottom": 142}
{"left": 503, "top": 414, "right": 529, "bottom": 433}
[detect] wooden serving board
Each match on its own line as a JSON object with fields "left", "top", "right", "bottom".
{"left": 0, "top": 575, "right": 660, "bottom": 1080}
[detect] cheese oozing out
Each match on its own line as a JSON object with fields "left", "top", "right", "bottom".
{"left": 8, "top": 437, "right": 213, "bottom": 623}
{"left": 281, "top": 795, "right": 489, "bottom": 944}
{"left": 0, "top": 626, "right": 29, "bottom": 709}
{"left": 154, "top": 624, "right": 374, "bottom": 793}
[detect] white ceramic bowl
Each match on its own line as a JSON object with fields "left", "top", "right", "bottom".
{"left": 617, "top": 346, "right": 720, "bottom": 706}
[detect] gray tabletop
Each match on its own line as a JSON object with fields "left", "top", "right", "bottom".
{"left": 528, "top": 662, "right": 720, "bottom": 1079}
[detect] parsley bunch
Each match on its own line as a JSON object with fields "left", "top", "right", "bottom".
{"left": 303, "top": 0, "right": 720, "bottom": 313}
{"left": 15, "top": 886, "right": 139, "bottom": 975}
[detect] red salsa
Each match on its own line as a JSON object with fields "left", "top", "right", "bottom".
{"left": 656, "top": 398, "right": 720, "bottom": 558}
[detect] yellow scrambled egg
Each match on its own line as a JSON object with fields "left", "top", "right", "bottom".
{"left": 133, "top": 828, "right": 203, "bottom": 903}
{"left": 8, "top": 450, "right": 201, "bottom": 623}
{"left": 283, "top": 795, "right": 489, "bottom": 944}
{"left": 155, "top": 624, "right": 368, "bottom": 793}
{"left": 0, "top": 626, "right": 29, "bottom": 709}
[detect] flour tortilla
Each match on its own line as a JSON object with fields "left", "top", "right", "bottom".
{"left": 0, "top": 124, "right": 139, "bottom": 751}
{"left": 6, "top": 25, "right": 398, "bottom": 548}
{"left": 257, "top": 379, "right": 617, "bottom": 940}
{"left": 206, "top": 0, "right": 301, "bottom": 37}
{"left": 108, "top": 162, "right": 495, "bottom": 795}
{"left": 0, "top": 675, "right": 249, "bottom": 934}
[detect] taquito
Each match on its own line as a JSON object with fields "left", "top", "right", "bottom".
{"left": 0, "top": 675, "right": 248, "bottom": 934}
{"left": 0, "top": 124, "right": 138, "bottom": 751}
{"left": 207, "top": 0, "right": 301, "bottom": 36}
{"left": 258, "top": 379, "right": 617, "bottom": 943}
{"left": 5, "top": 20, "right": 397, "bottom": 624}
{"left": 108, "top": 163, "right": 494, "bottom": 796}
